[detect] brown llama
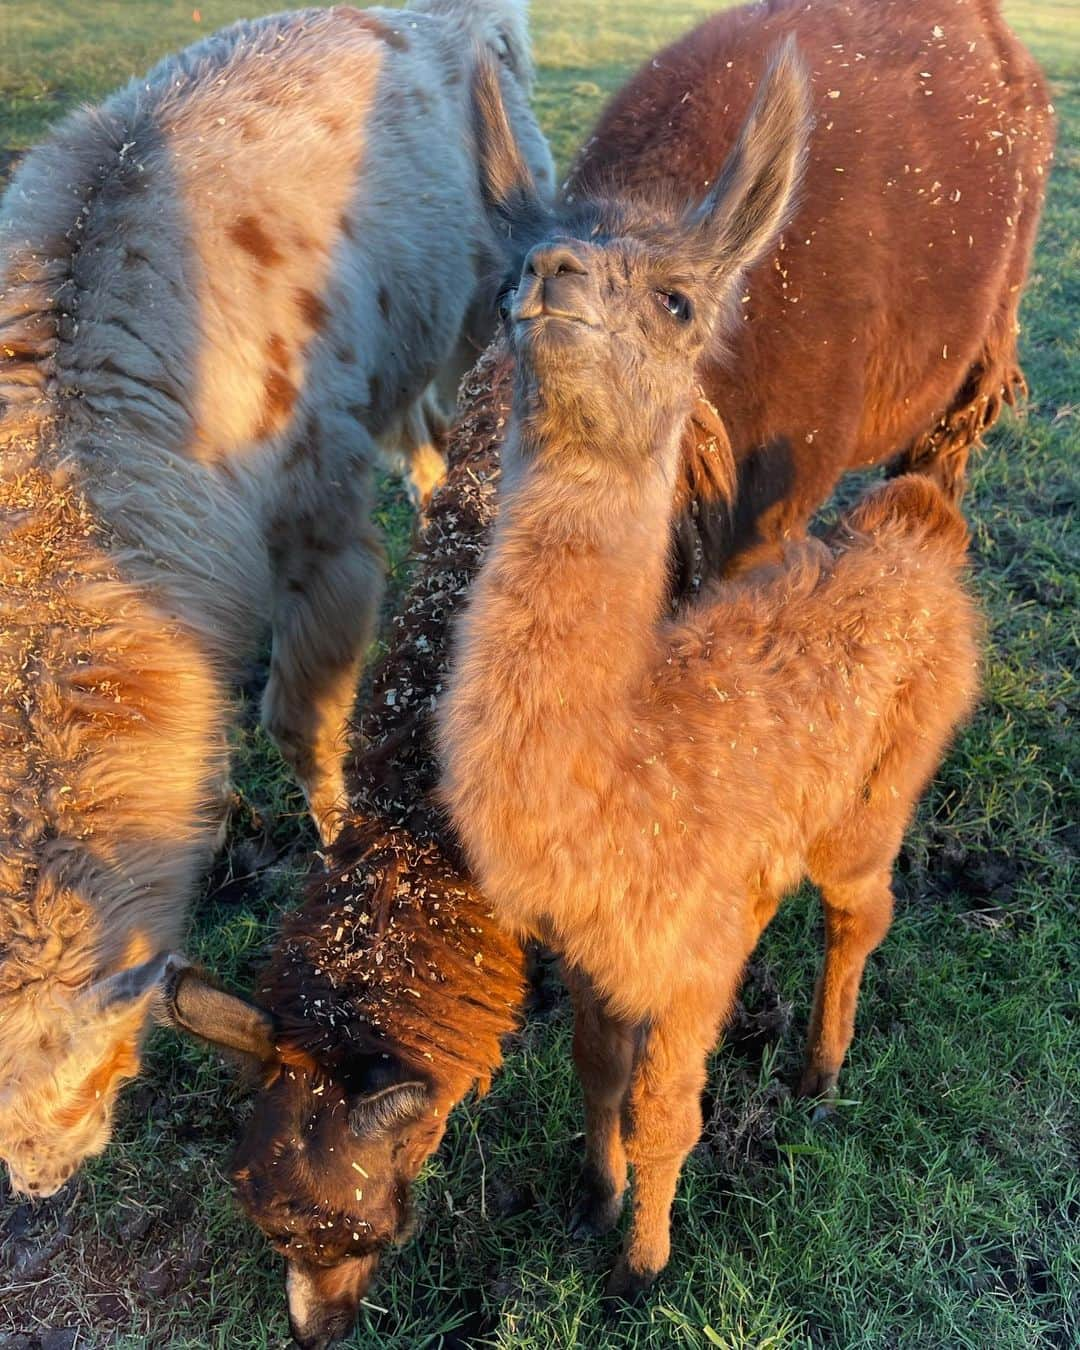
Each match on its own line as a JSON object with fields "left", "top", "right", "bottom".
{"left": 0, "top": 0, "right": 552, "bottom": 1198}
{"left": 164, "top": 349, "right": 527, "bottom": 1350}
{"left": 166, "top": 336, "right": 750, "bottom": 1343}
{"left": 438, "top": 47, "right": 983, "bottom": 1298}
{"left": 568, "top": 0, "right": 1054, "bottom": 571}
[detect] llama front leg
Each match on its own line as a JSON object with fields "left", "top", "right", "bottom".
{"left": 398, "top": 386, "right": 449, "bottom": 513}
{"left": 262, "top": 452, "right": 385, "bottom": 844}
{"left": 565, "top": 967, "right": 636, "bottom": 1237}
{"left": 376, "top": 384, "right": 449, "bottom": 513}
{"left": 610, "top": 1009, "right": 719, "bottom": 1300}
{"left": 799, "top": 870, "right": 895, "bottom": 1110}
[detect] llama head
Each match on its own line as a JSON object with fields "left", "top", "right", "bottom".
{"left": 166, "top": 969, "right": 445, "bottom": 1350}
{"left": 409, "top": 0, "right": 554, "bottom": 197}
{"left": 409, "top": 0, "right": 534, "bottom": 84}
{"left": 471, "top": 40, "right": 809, "bottom": 466}
{"left": 0, "top": 951, "right": 174, "bottom": 1197}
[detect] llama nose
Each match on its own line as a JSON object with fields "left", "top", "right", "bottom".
{"left": 515, "top": 244, "right": 596, "bottom": 327}
{"left": 525, "top": 244, "right": 588, "bottom": 279}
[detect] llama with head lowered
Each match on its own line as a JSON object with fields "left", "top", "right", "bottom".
{"left": 0, "top": 0, "right": 551, "bottom": 1199}
{"left": 439, "top": 45, "right": 981, "bottom": 1297}
{"left": 164, "top": 348, "right": 527, "bottom": 1350}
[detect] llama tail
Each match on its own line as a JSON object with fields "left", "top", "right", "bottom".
{"left": 889, "top": 348, "right": 1027, "bottom": 501}
{"left": 841, "top": 473, "right": 971, "bottom": 570}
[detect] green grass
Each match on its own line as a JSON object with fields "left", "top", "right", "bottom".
{"left": 1, "top": 2, "right": 1078, "bottom": 1347}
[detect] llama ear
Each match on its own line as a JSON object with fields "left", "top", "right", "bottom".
{"left": 163, "top": 966, "right": 278, "bottom": 1068}
{"left": 688, "top": 36, "right": 810, "bottom": 280}
{"left": 471, "top": 50, "right": 544, "bottom": 233}
{"left": 348, "top": 1081, "right": 430, "bottom": 1137}
{"left": 77, "top": 950, "right": 175, "bottom": 1016}
{"left": 489, "top": 18, "right": 532, "bottom": 88}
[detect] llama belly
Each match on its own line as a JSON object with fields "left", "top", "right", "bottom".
{"left": 470, "top": 822, "right": 754, "bottom": 1022}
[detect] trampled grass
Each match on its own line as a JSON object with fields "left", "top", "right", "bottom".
{"left": 0, "top": 2, "right": 1077, "bottom": 1347}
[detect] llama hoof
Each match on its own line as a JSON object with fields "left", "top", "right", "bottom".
{"left": 603, "top": 1258, "right": 659, "bottom": 1306}
{"left": 569, "top": 1164, "right": 624, "bottom": 1238}
{"left": 569, "top": 1188, "right": 622, "bottom": 1239}
{"left": 797, "top": 1067, "right": 838, "bottom": 1106}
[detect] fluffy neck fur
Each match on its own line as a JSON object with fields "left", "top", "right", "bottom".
{"left": 438, "top": 364, "right": 710, "bottom": 960}
{"left": 471, "top": 371, "right": 690, "bottom": 730}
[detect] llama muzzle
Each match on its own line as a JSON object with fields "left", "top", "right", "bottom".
{"left": 513, "top": 242, "right": 600, "bottom": 331}
{"left": 286, "top": 1253, "right": 379, "bottom": 1350}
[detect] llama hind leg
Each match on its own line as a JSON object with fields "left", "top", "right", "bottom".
{"left": 802, "top": 705, "right": 962, "bottom": 1110}
{"left": 799, "top": 869, "right": 894, "bottom": 1110}
{"left": 565, "top": 968, "right": 636, "bottom": 1237}
{"left": 262, "top": 450, "right": 385, "bottom": 844}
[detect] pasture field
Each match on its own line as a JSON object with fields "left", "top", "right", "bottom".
{"left": 0, "top": 2, "right": 1077, "bottom": 1347}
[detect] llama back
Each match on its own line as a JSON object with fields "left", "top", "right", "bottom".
{"left": 0, "top": 5, "right": 536, "bottom": 474}
{"left": 665, "top": 475, "right": 981, "bottom": 895}
{"left": 0, "top": 429, "right": 232, "bottom": 1195}
{"left": 0, "top": 9, "right": 389, "bottom": 464}
{"left": 840, "top": 474, "right": 971, "bottom": 568}
{"left": 832, "top": 474, "right": 981, "bottom": 752}
{"left": 740, "top": 476, "right": 983, "bottom": 830}
{"left": 790, "top": 474, "right": 980, "bottom": 741}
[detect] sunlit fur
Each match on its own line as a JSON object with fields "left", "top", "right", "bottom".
{"left": 0, "top": 0, "right": 551, "bottom": 1197}
{"left": 439, "top": 47, "right": 982, "bottom": 1296}
{"left": 175, "top": 813, "right": 524, "bottom": 1350}
{"left": 567, "top": 0, "right": 1055, "bottom": 573}
{"left": 172, "top": 344, "right": 733, "bottom": 1347}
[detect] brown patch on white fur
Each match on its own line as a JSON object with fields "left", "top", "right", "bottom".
{"left": 0, "top": 0, "right": 552, "bottom": 1193}
{"left": 342, "top": 10, "right": 411, "bottom": 52}
{"left": 228, "top": 213, "right": 283, "bottom": 267}
{"left": 263, "top": 366, "right": 299, "bottom": 424}
{"left": 296, "top": 287, "right": 329, "bottom": 332}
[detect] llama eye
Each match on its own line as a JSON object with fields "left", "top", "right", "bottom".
{"left": 496, "top": 287, "right": 515, "bottom": 321}
{"left": 655, "top": 290, "right": 691, "bottom": 321}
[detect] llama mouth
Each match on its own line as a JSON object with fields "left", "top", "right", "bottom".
{"left": 515, "top": 313, "right": 600, "bottom": 346}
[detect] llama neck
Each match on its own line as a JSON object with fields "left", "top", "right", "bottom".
{"left": 446, "top": 398, "right": 685, "bottom": 760}
{"left": 266, "top": 823, "right": 525, "bottom": 1101}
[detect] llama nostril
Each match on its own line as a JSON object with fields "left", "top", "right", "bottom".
{"left": 525, "top": 245, "right": 588, "bottom": 280}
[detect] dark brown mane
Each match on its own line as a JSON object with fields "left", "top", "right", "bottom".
{"left": 252, "top": 348, "right": 524, "bottom": 1099}
{"left": 347, "top": 347, "right": 514, "bottom": 830}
